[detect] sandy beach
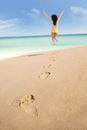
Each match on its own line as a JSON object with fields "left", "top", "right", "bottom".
{"left": 0, "top": 46, "right": 87, "bottom": 130}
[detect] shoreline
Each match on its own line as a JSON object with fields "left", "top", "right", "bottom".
{"left": 0, "top": 45, "right": 86, "bottom": 61}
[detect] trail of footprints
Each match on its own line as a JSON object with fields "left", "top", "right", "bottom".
{"left": 39, "top": 54, "right": 56, "bottom": 79}
{"left": 14, "top": 54, "right": 56, "bottom": 116}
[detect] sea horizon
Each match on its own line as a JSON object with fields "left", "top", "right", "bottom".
{"left": 0, "top": 33, "right": 87, "bottom": 39}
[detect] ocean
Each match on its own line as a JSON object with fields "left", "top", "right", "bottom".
{"left": 0, "top": 34, "right": 87, "bottom": 60}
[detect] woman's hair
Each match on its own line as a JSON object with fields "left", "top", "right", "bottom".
{"left": 51, "top": 15, "right": 58, "bottom": 25}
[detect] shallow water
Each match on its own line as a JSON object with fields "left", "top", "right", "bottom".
{"left": 0, "top": 34, "right": 87, "bottom": 60}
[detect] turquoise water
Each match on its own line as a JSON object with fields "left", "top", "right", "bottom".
{"left": 0, "top": 34, "right": 87, "bottom": 60}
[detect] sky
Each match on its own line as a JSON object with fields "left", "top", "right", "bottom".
{"left": 0, "top": 0, "right": 87, "bottom": 36}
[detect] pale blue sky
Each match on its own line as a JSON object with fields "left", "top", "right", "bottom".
{"left": 0, "top": 0, "right": 87, "bottom": 36}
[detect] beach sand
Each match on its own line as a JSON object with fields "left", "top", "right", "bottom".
{"left": 0, "top": 46, "right": 87, "bottom": 130}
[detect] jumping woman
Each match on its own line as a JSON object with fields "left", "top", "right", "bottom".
{"left": 43, "top": 9, "right": 64, "bottom": 43}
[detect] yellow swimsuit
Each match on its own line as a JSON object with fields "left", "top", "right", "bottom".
{"left": 52, "top": 29, "right": 58, "bottom": 34}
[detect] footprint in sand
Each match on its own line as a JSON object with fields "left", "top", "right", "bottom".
{"left": 18, "top": 94, "right": 38, "bottom": 117}
{"left": 49, "top": 56, "right": 56, "bottom": 61}
{"left": 39, "top": 72, "right": 51, "bottom": 79}
{"left": 43, "top": 63, "right": 51, "bottom": 69}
